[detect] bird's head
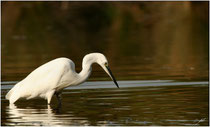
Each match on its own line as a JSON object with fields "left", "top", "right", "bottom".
{"left": 96, "top": 53, "right": 119, "bottom": 88}
{"left": 84, "top": 53, "right": 119, "bottom": 88}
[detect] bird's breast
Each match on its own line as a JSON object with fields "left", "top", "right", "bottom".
{"left": 56, "top": 71, "right": 79, "bottom": 90}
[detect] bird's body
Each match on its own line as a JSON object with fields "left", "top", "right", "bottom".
{"left": 6, "top": 53, "right": 119, "bottom": 104}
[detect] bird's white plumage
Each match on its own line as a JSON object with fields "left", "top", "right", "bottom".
{"left": 6, "top": 53, "right": 119, "bottom": 104}
{"left": 6, "top": 58, "right": 76, "bottom": 103}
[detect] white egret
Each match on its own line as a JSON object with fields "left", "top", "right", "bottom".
{"left": 6, "top": 53, "right": 119, "bottom": 105}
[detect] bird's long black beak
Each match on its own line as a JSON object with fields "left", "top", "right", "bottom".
{"left": 106, "top": 66, "right": 119, "bottom": 88}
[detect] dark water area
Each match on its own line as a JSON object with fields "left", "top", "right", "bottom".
{"left": 1, "top": 81, "right": 209, "bottom": 126}
{"left": 1, "top": 1, "right": 209, "bottom": 126}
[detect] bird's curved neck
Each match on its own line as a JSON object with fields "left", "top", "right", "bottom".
{"left": 79, "top": 63, "right": 92, "bottom": 81}
{"left": 77, "top": 57, "right": 95, "bottom": 84}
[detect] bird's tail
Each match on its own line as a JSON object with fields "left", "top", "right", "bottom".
{"left": 5, "top": 83, "right": 21, "bottom": 104}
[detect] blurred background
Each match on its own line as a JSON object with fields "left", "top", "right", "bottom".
{"left": 2, "top": 1, "right": 209, "bottom": 82}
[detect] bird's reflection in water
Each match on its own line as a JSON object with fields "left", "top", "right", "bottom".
{"left": 6, "top": 104, "right": 89, "bottom": 126}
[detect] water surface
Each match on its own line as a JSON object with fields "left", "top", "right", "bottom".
{"left": 1, "top": 80, "right": 209, "bottom": 126}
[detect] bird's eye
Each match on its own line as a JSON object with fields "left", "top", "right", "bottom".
{"left": 104, "top": 62, "right": 108, "bottom": 66}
